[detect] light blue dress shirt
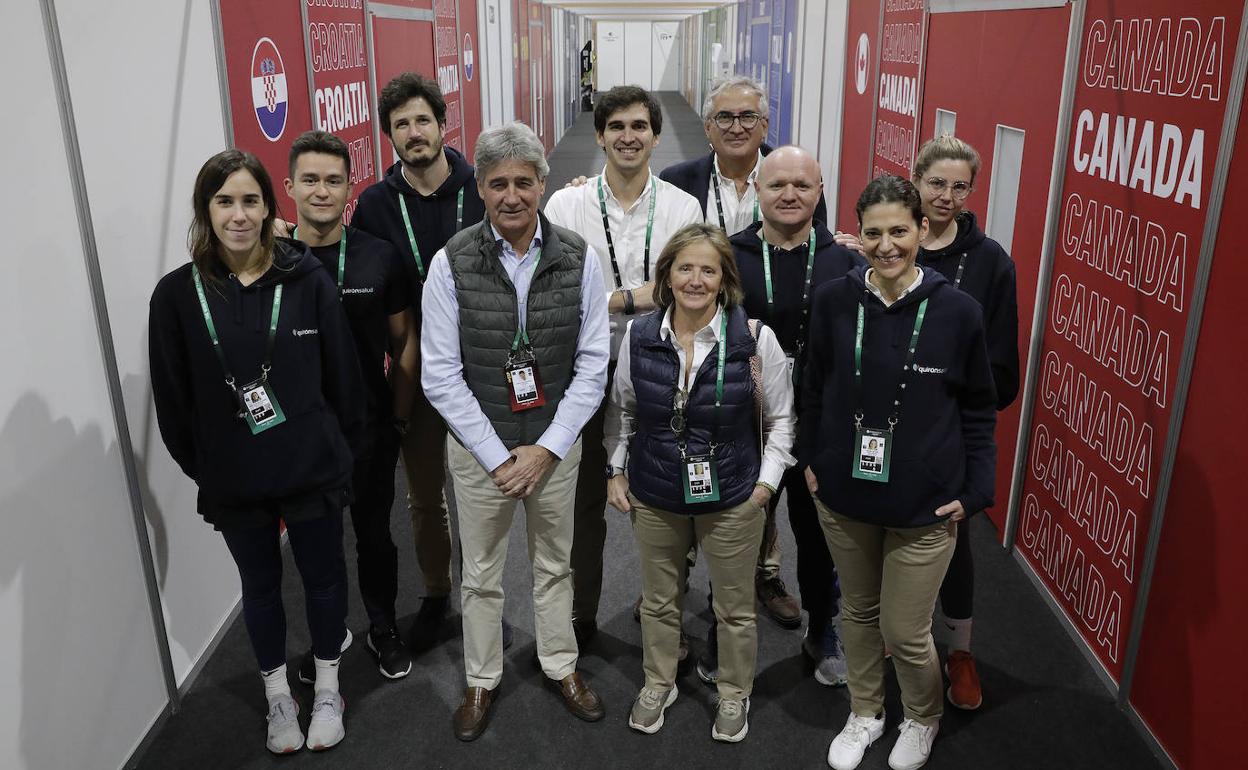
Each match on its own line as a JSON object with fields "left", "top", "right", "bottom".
{"left": 421, "top": 219, "right": 611, "bottom": 472}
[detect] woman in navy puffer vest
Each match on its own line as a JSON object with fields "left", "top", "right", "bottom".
{"left": 605, "top": 223, "right": 796, "bottom": 742}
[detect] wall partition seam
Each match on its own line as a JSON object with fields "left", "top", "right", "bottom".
{"left": 1117, "top": 1, "right": 1248, "bottom": 709}
{"left": 364, "top": 1, "right": 384, "bottom": 181}
{"left": 209, "top": 0, "right": 233, "bottom": 146}
{"left": 1003, "top": 0, "right": 1085, "bottom": 552}
{"left": 38, "top": 0, "right": 180, "bottom": 710}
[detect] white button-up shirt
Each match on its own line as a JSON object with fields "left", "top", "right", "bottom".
{"left": 544, "top": 168, "right": 703, "bottom": 358}
{"left": 604, "top": 305, "right": 796, "bottom": 490}
{"left": 421, "top": 220, "right": 611, "bottom": 472}
{"left": 864, "top": 266, "right": 924, "bottom": 307}
{"left": 708, "top": 151, "right": 762, "bottom": 236}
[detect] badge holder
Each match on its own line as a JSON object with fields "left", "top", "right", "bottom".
{"left": 851, "top": 414, "right": 893, "bottom": 483}
{"left": 682, "top": 452, "right": 721, "bottom": 504}
{"left": 505, "top": 347, "right": 547, "bottom": 412}
{"left": 238, "top": 368, "right": 287, "bottom": 435}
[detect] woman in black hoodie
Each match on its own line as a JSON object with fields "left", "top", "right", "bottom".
{"left": 801, "top": 176, "right": 996, "bottom": 770}
{"left": 149, "top": 150, "right": 366, "bottom": 755}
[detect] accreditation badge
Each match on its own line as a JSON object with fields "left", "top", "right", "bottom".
{"left": 239, "top": 377, "right": 287, "bottom": 435}
{"left": 505, "top": 348, "right": 547, "bottom": 412}
{"left": 851, "top": 426, "right": 892, "bottom": 483}
{"left": 682, "top": 454, "right": 720, "bottom": 504}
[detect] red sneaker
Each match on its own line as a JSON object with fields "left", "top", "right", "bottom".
{"left": 945, "top": 650, "right": 983, "bottom": 710}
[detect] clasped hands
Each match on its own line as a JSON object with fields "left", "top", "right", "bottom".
{"left": 490, "top": 445, "right": 556, "bottom": 499}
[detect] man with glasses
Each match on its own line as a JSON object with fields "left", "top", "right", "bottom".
{"left": 659, "top": 75, "right": 828, "bottom": 237}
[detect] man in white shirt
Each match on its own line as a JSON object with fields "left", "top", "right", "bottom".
{"left": 421, "top": 123, "right": 611, "bottom": 740}
{"left": 545, "top": 85, "right": 703, "bottom": 645}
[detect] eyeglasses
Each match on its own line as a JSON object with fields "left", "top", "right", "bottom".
{"left": 711, "top": 111, "right": 762, "bottom": 131}
{"left": 923, "top": 177, "right": 973, "bottom": 199}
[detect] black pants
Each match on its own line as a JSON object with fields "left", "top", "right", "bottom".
{"left": 221, "top": 507, "right": 348, "bottom": 672}
{"left": 349, "top": 424, "right": 403, "bottom": 628}
{"left": 779, "top": 465, "right": 841, "bottom": 630}
{"left": 939, "top": 514, "right": 974, "bottom": 620}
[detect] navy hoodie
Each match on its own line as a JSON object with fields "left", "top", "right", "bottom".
{"left": 149, "top": 239, "right": 367, "bottom": 525}
{"left": 798, "top": 266, "right": 997, "bottom": 527}
{"left": 351, "top": 146, "right": 486, "bottom": 319}
{"left": 919, "top": 210, "right": 1019, "bottom": 410}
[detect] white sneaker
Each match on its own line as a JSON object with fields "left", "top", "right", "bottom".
{"left": 306, "top": 689, "right": 345, "bottom": 750}
{"left": 827, "top": 711, "right": 885, "bottom": 770}
{"left": 264, "top": 693, "right": 304, "bottom": 754}
{"left": 888, "top": 718, "right": 938, "bottom": 770}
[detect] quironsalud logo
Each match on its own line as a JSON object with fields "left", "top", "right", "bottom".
{"left": 251, "top": 37, "right": 288, "bottom": 142}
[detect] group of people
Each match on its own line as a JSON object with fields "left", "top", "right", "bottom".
{"left": 149, "top": 71, "right": 1018, "bottom": 770}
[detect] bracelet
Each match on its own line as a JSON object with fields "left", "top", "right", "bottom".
{"left": 623, "top": 288, "right": 636, "bottom": 315}
{"left": 754, "top": 481, "right": 777, "bottom": 495}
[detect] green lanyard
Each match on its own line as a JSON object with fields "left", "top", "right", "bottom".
{"left": 293, "top": 226, "right": 347, "bottom": 295}
{"left": 674, "top": 311, "right": 728, "bottom": 455}
{"left": 399, "top": 185, "right": 465, "bottom": 280}
{"left": 597, "top": 175, "right": 657, "bottom": 286}
{"left": 762, "top": 228, "right": 817, "bottom": 352}
{"left": 509, "top": 247, "right": 544, "bottom": 352}
{"left": 712, "top": 175, "right": 760, "bottom": 233}
{"left": 192, "top": 264, "right": 283, "bottom": 388}
{"left": 853, "top": 295, "right": 927, "bottom": 430}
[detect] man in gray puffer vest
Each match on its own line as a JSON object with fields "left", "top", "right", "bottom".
{"left": 421, "top": 123, "right": 611, "bottom": 741}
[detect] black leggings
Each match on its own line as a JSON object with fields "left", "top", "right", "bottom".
{"left": 349, "top": 426, "right": 402, "bottom": 628}
{"left": 938, "top": 515, "right": 974, "bottom": 620}
{"left": 221, "top": 508, "right": 348, "bottom": 672}
{"left": 781, "top": 465, "right": 841, "bottom": 630}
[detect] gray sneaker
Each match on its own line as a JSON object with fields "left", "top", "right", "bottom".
{"left": 803, "top": 618, "right": 849, "bottom": 687}
{"left": 627, "top": 686, "right": 678, "bottom": 734}
{"left": 711, "top": 697, "right": 750, "bottom": 742}
{"left": 306, "top": 689, "right": 345, "bottom": 751}
{"left": 265, "top": 694, "right": 304, "bottom": 754}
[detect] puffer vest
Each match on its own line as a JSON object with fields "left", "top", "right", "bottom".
{"left": 448, "top": 214, "right": 585, "bottom": 449}
{"left": 628, "top": 305, "right": 759, "bottom": 513}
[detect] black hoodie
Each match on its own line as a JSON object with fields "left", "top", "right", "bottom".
{"left": 919, "top": 210, "right": 1019, "bottom": 410}
{"left": 351, "top": 146, "right": 486, "bottom": 317}
{"left": 798, "top": 266, "right": 997, "bottom": 527}
{"left": 149, "top": 239, "right": 367, "bottom": 525}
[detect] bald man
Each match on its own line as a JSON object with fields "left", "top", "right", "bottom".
{"left": 728, "top": 145, "right": 863, "bottom": 687}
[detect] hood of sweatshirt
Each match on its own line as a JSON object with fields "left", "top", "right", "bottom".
{"left": 730, "top": 220, "right": 838, "bottom": 257}
{"left": 845, "top": 261, "right": 948, "bottom": 309}
{"left": 921, "top": 210, "right": 986, "bottom": 263}
{"left": 382, "top": 145, "right": 477, "bottom": 199}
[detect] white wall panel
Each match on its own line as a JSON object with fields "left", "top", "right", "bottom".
{"left": 818, "top": 0, "right": 849, "bottom": 218}
{"left": 596, "top": 21, "right": 625, "bottom": 91}
{"left": 480, "top": 0, "right": 507, "bottom": 126}
{"left": 623, "top": 21, "right": 652, "bottom": 89}
{"left": 653, "top": 21, "right": 680, "bottom": 92}
{"left": 56, "top": 0, "right": 243, "bottom": 687}
{"left": 794, "top": 0, "right": 825, "bottom": 149}
{"left": 0, "top": 2, "right": 169, "bottom": 768}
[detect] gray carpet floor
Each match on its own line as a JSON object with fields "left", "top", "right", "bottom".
{"left": 132, "top": 93, "right": 1166, "bottom": 770}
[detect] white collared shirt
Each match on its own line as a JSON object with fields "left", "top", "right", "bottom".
{"left": 421, "top": 220, "right": 612, "bottom": 472}
{"left": 707, "top": 151, "right": 762, "bottom": 236}
{"left": 864, "top": 266, "right": 924, "bottom": 307}
{"left": 605, "top": 305, "right": 796, "bottom": 490}
{"left": 545, "top": 168, "right": 703, "bottom": 358}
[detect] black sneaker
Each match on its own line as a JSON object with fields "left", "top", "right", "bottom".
{"left": 409, "top": 595, "right": 450, "bottom": 654}
{"left": 367, "top": 624, "right": 412, "bottom": 679}
{"left": 298, "top": 628, "right": 354, "bottom": 685}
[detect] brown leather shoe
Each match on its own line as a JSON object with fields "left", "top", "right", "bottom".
{"left": 756, "top": 576, "right": 802, "bottom": 629}
{"left": 555, "top": 672, "right": 605, "bottom": 721}
{"left": 452, "top": 686, "right": 494, "bottom": 741}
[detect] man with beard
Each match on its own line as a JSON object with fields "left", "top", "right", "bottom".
{"left": 351, "top": 73, "right": 487, "bottom": 653}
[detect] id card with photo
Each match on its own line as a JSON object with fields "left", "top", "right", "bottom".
{"left": 851, "top": 426, "right": 892, "bottom": 482}
{"left": 505, "top": 353, "right": 547, "bottom": 412}
{"left": 240, "top": 379, "right": 286, "bottom": 434}
{"left": 682, "top": 454, "right": 720, "bottom": 504}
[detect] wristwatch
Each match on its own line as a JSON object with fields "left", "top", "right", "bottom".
{"left": 605, "top": 464, "right": 623, "bottom": 479}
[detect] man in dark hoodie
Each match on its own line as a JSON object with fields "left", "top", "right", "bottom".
{"left": 659, "top": 75, "right": 828, "bottom": 235}
{"left": 731, "top": 145, "right": 864, "bottom": 688}
{"left": 285, "top": 130, "right": 419, "bottom": 681}
{"left": 351, "top": 73, "right": 487, "bottom": 651}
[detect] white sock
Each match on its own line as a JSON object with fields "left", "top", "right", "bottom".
{"left": 944, "top": 617, "right": 973, "bottom": 652}
{"left": 314, "top": 656, "right": 341, "bottom": 693}
{"left": 261, "top": 664, "right": 292, "bottom": 701}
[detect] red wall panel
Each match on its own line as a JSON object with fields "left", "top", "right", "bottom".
{"left": 370, "top": 17, "right": 436, "bottom": 171}
{"left": 920, "top": 6, "right": 1070, "bottom": 532}
{"left": 835, "top": 0, "right": 882, "bottom": 233}
{"left": 457, "top": 0, "right": 483, "bottom": 159}
{"left": 1130, "top": 73, "right": 1248, "bottom": 770}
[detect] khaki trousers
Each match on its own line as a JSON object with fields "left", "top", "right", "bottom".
{"left": 630, "top": 492, "right": 765, "bottom": 701}
{"left": 816, "top": 499, "right": 956, "bottom": 726}
{"left": 400, "top": 388, "right": 454, "bottom": 597}
{"left": 448, "top": 436, "right": 582, "bottom": 690}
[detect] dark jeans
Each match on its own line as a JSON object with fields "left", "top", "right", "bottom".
{"left": 939, "top": 514, "right": 974, "bottom": 620}
{"left": 221, "top": 507, "right": 348, "bottom": 672}
{"left": 349, "top": 424, "right": 403, "bottom": 628}
{"left": 570, "top": 363, "right": 615, "bottom": 625}
{"left": 780, "top": 465, "right": 841, "bottom": 630}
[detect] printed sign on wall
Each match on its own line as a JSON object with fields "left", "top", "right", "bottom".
{"left": 305, "top": 0, "right": 375, "bottom": 222}
{"left": 872, "top": 0, "right": 924, "bottom": 179}
{"left": 435, "top": 0, "right": 464, "bottom": 152}
{"left": 1016, "top": 0, "right": 1243, "bottom": 680}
